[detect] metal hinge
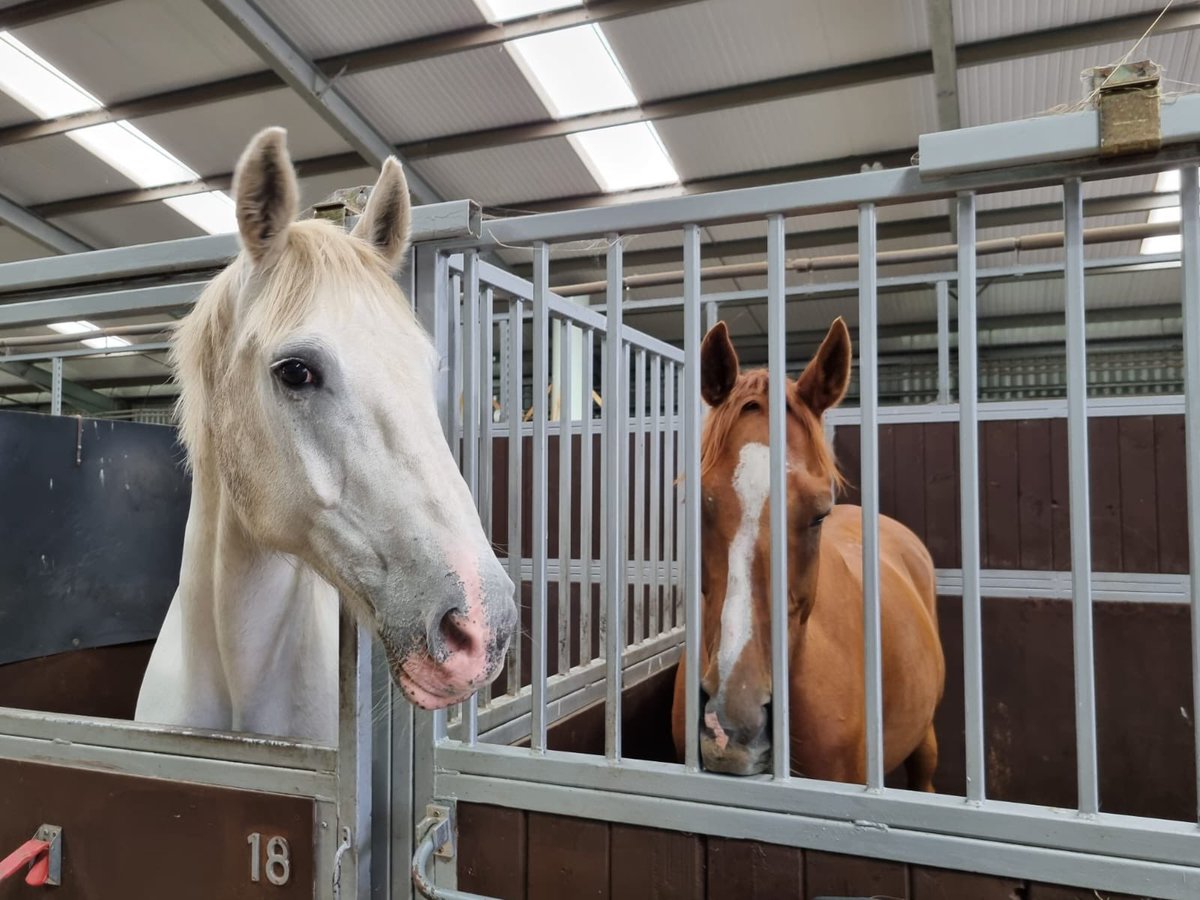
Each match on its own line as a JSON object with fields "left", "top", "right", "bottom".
{"left": 1087, "top": 59, "right": 1163, "bottom": 157}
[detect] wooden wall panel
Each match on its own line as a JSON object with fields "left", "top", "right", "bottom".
{"left": 1089, "top": 417, "right": 1124, "bottom": 571}
{"left": 1017, "top": 419, "right": 1054, "bottom": 570}
{"left": 911, "top": 866, "right": 1024, "bottom": 899}
{"left": 1154, "top": 415, "right": 1189, "bottom": 573}
{"left": 1050, "top": 417, "right": 1072, "bottom": 570}
{"left": 923, "top": 422, "right": 960, "bottom": 568}
{"left": 527, "top": 813, "right": 610, "bottom": 900}
{"left": 706, "top": 837, "right": 802, "bottom": 899}
{"left": 983, "top": 420, "right": 1022, "bottom": 569}
{"left": 610, "top": 824, "right": 704, "bottom": 900}
{"left": 892, "top": 421, "right": 927, "bottom": 544}
{"left": 457, "top": 804, "right": 527, "bottom": 900}
{"left": 805, "top": 850, "right": 908, "bottom": 899}
{"left": 1118, "top": 416, "right": 1159, "bottom": 572}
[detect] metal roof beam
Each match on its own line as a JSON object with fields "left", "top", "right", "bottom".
{"left": 0, "top": 0, "right": 703, "bottom": 148}
{"left": 925, "top": 0, "right": 962, "bottom": 133}
{"left": 200, "top": 0, "right": 443, "bottom": 204}
{"left": 0, "top": 360, "right": 120, "bottom": 412}
{"left": 0, "top": 0, "right": 118, "bottom": 30}
{"left": 0, "top": 192, "right": 92, "bottom": 255}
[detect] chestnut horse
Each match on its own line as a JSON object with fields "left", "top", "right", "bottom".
{"left": 671, "top": 318, "right": 944, "bottom": 786}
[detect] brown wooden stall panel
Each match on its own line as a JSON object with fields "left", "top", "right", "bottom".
{"left": 0, "top": 642, "right": 153, "bottom": 720}
{"left": 1050, "top": 417, "right": 1072, "bottom": 570}
{"left": 610, "top": 824, "right": 704, "bottom": 900}
{"left": 1017, "top": 419, "right": 1054, "bottom": 571}
{"left": 1089, "top": 417, "right": 1124, "bottom": 572}
{"left": 805, "top": 850, "right": 908, "bottom": 899}
{"left": 526, "top": 812, "right": 610, "bottom": 900}
{"left": 1154, "top": 415, "right": 1189, "bottom": 573}
{"left": 892, "top": 421, "right": 926, "bottom": 545}
{"left": 911, "top": 866, "right": 1023, "bottom": 899}
{"left": 458, "top": 803, "right": 527, "bottom": 900}
{"left": 923, "top": 422, "right": 960, "bottom": 568}
{"left": 983, "top": 420, "right": 1021, "bottom": 569}
{"left": 706, "top": 837, "right": 801, "bottom": 899}
{"left": 0, "top": 759, "right": 313, "bottom": 900}
{"left": 1118, "top": 417, "right": 1160, "bottom": 573}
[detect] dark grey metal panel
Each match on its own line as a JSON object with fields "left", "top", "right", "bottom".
{"left": 0, "top": 410, "right": 189, "bottom": 665}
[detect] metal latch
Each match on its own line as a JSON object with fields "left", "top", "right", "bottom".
{"left": 1087, "top": 59, "right": 1162, "bottom": 157}
{"left": 0, "top": 824, "right": 63, "bottom": 888}
{"left": 412, "top": 804, "right": 499, "bottom": 900}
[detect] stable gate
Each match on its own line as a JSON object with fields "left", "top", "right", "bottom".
{"left": 410, "top": 99, "right": 1200, "bottom": 899}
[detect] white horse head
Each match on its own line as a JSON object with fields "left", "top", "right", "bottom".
{"left": 168, "top": 127, "right": 516, "bottom": 716}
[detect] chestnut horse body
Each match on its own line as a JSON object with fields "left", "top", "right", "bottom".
{"left": 671, "top": 318, "right": 945, "bottom": 786}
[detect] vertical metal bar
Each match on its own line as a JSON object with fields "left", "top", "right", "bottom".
{"left": 477, "top": 285, "right": 495, "bottom": 711}
{"left": 957, "top": 193, "right": 986, "bottom": 804}
{"left": 858, "top": 202, "right": 884, "bottom": 791}
{"left": 506, "top": 298, "right": 524, "bottom": 697}
{"left": 936, "top": 280, "right": 951, "bottom": 405}
{"left": 336, "top": 605, "right": 371, "bottom": 898}
{"left": 705, "top": 300, "right": 718, "bottom": 335}
{"left": 649, "top": 354, "right": 662, "bottom": 638}
{"left": 450, "top": 273, "right": 463, "bottom": 468}
{"left": 663, "top": 361, "right": 676, "bottom": 630}
{"left": 1064, "top": 177, "right": 1098, "bottom": 815}
{"left": 531, "top": 243, "right": 551, "bottom": 753}
{"left": 598, "top": 333, "right": 609, "bottom": 673}
{"left": 460, "top": 256, "right": 481, "bottom": 747}
{"left": 766, "top": 214, "right": 790, "bottom": 780}
{"left": 1180, "top": 165, "right": 1200, "bottom": 824}
{"left": 580, "top": 328, "right": 595, "bottom": 664}
{"left": 50, "top": 356, "right": 63, "bottom": 416}
{"left": 675, "top": 362, "right": 685, "bottom": 628}
{"left": 604, "top": 235, "right": 625, "bottom": 761}
{"left": 683, "top": 224, "right": 703, "bottom": 773}
{"left": 557, "top": 320, "right": 574, "bottom": 674}
{"left": 633, "top": 348, "right": 647, "bottom": 643}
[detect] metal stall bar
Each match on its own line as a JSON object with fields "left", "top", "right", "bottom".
{"left": 451, "top": 273, "right": 463, "bottom": 469}
{"left": 1183, "top": 166, "right": 1200, "bottom": 824}
{"left": 580, "top": 328, "right": 596, "bottom": 665}
{"left": 557, "top": 319, "right": 574, "bottom": 674}
{"left": 49, "top": 357, "right": 62, "bottom": 416}
{"left": 675, "top": 362, "right": 685, "bottom": 628}
{"left": 766, "top": 213, "right": 791, "bottom": 780}
{"left": 957, "top": 193, "right": 986, "bottom": 803}
{"left": 477, "top": 285, "right": 495, "bottom": 710}
{"left": 634, "top": 349, "right": 647, "bottom": 642}
{"left": 604, "top": 235, "right": 626, "bottom": 761}
{"left": 506, "top": 296, "right": 524, "bottom": 697}
{"left": 663, "top": 362, "right": 677, "bottom": 629}
{"left": 531, "top": 243, "right": 551, "bottom": 753}
{"left": 936, "top": 280, "right": 951, "bottom": 405}
{"left": 858, "top": 202, "right": 884, "bottom": 790}
{"left": 1064, "top": 177, "right": 1098, "bottom": 815}
{"left": 461, "top": 253, "right": 481, "bottom": 745}
{"left": 649, "top": 354, "right": 663, "bottom": 638}
{"left": 683, "top": 224, "right": 703, "bottom": 772}
{"left": 336, "top": 607, "right": 372, "bottom": 898}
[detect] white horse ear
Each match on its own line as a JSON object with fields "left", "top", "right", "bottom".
{"left": 795, "top": 316, "right": 852, "bottom": 415}
{"left": 233, "top": 126, "right": 299, "bottom": 267}
{"left": 351, "top": 157, "right": 412, "bottom": 270}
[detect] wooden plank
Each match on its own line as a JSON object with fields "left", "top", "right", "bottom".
{"left": 458, "top": 803, "right": 527, "bottom": 900}
{"left": 891, "top": 423, "right": 927, "bottom": 542}
{"left": 911, "top": 866, "right": 1024, "bottom": 899}
{"left": 879, "top": 423, "right": 898, "bottom": 522}
{"left": 527, "top": 812, "right": 609, "bottom": 900}
{"left": 1049, "top": 417, "right": 1071, "bottom": 571}
{"left": 0, "top": 759, "right": 313, "bottom": 899}
{"left": 1155, "top": 415, "right": 1189, "bottom": 574}
{"left": 833, "top": 424, "right": 862, "bottom": 507}
{"left": 1016, "top": 419, "right": 1054, "bottom": 571}
{"left": 923, "top": 422, "right": 960, "bottom": 568}
{"left": 707, "top": 836, "right": 801, "bottom": 898}
{"left": 805, "top": 850, "right": 907, "bottom": 899}
{"left": 610, "top": 824, "right": 703, "bottom": 899}
{"left": 982, "top": 420, "right": 1021, "bottom": 569}
{"left": 0, "top": 641, "right": 152, "bottom": 719}
{"left": 1117, "top": 416, "right": 1158, "bottom": 573}
{"left": 1088, "top": 417, "right": 1123, "bottom": 571}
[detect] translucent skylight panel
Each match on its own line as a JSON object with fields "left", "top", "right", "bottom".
{"left": 475, "top": 0, "right": 581, "bottom": 22}
{"left": 508, "top": 25, "right": 636, "bottom": 119}
{"left": 166, "top": 191, "right": 237, "bottom": 234}
{"left": 48, "top": 320, "right": 130, "bottom": 349}
{"left": 0, "top": 32, "right": 100, "bottom": 117}
{"left": 1155, "top": 170, "right": 1180, "bottom": 193}
{"left": 570, "top": 122, "right": 679, "bottom": 191}
{"left": 70, "top": 122, "right": 197, "bottom": 188}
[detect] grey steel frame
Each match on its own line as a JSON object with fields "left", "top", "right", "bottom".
{"left": 414, "top": 140, "right": 1200, "bottom": 899}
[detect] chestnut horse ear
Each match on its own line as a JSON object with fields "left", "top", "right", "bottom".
{"left": 795, "top": 317, "right": 852, "bottom": 415}
{"left": 233, "top": 126, "right": 299, "bottom": 267}
{"left": 701, "top": 320, "right": 739, "bottom": 406}
{"left": 351, "top": 157, "right": 412, "bottom": 270}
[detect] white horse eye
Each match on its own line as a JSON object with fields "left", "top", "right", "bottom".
{"left": 273, "top": 358, "right": 318, "bottom": 388}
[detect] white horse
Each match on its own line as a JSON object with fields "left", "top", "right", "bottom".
{"left": 135, "top": 127, "right": 516, "bottom": 743}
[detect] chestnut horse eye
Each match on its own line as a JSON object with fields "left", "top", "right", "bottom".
{"left": 810, "top": 512, "right": 829, "bottom": 528}
{"left": 273, "top": 358, "right": 317, "bottom": 388}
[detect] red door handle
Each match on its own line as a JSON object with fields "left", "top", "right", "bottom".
{"left": 0, "top": 837, "right": 50, "bottom": 885}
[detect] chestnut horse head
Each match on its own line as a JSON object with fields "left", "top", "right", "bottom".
{"left": 689, "top": 317, "right": 851, "bottom": 775}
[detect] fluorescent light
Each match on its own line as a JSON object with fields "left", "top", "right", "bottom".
{"left": 0, "top": 32, "right": 100, "bottom": 117}
{"left": 166, "top": 192, "right": 237, "bottom": 234}
{"left": 508, "top": 24, "right": 636, "bottom": 118}
{"left": 570, "top": 122, "right": 679, "bottom": 191}
{"left": 1155, "top": 170, "right": 1180, "bottom": 193}
{"left": 71, "top": 122, "right": 196, "bottom": 188}
{"left": 474, "top": 0, "right": 580, "bottom": 21}
{"left": 48, "top": 320, "right": 130, "bottom": 350}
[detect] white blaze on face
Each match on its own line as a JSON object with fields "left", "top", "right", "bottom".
{"left": 717, "top": 442, "right": 771, "bottom": 686}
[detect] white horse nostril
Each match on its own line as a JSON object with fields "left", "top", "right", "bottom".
{"left": 438, "top": 609, "right": 473, "bottom": 656}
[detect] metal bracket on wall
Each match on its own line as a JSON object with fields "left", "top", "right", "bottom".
{"left": 1089, "top": 59, "right": 1162, "bottom": 156}
{"left": 412, "top": 804, "right": 499, "bottom": 900}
